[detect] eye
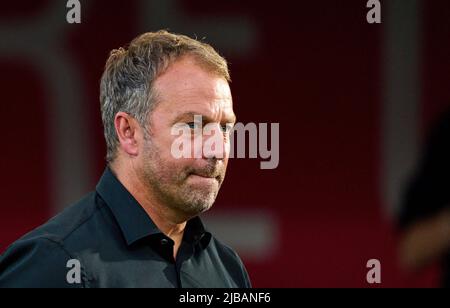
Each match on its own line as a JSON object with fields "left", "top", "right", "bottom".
{"left": 186, "top": 122, "right": 198, "bottom": 130}
{"left": 220, "top": 124, "right": 232, "bottom": 133}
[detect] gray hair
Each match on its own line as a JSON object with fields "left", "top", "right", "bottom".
{"left": 99, "top": 30, "right": 230, "bottom": 163}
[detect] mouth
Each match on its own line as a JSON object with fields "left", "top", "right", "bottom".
{"left": 188, "top": 173, "right": 220, "bottom": 183}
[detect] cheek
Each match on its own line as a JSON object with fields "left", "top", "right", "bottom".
{"left": 156, "top": 136, "right": 194, "bottom": 172}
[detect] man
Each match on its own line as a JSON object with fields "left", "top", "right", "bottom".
{"left": 0, "top": 30, "right": 251, "bottom": 288}
{"left": 398, "top": 109, "right": 450, "bottom": 287}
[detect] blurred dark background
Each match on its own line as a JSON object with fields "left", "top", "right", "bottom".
{"left": 1, "top": 0, "right": 450, "bottom": 287}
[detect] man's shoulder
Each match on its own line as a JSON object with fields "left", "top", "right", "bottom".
{"left": 0, "top": 192, "right": 108, "bottom": 287}
{"left": 208, "top": 235, "right": 252, "bottom": 288}
{"left": 0, "top": 192, "right": 104, "bottom": 287}
{"left": 17, "top": 192, "right": 101, "bottom": 245}
{"left": 209, "top": 236, "right": 241, "bottom": 261}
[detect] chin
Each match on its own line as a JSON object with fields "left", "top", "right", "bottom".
{"left": 183, "top": 197, "right": 215, "bottom": 216}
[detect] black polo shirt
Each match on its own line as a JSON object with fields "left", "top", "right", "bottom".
{"left": 0, "top": 168, "right": 251, "bottom": 288}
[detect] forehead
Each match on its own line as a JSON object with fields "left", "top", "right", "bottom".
{"left": 153, "top": 57, "right": 233, "bottom": 118}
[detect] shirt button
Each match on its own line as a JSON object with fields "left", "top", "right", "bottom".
{"left": 160, "top": 238, "right": 169, "bottom": 245}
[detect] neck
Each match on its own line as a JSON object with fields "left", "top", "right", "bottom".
{"left": 110, "top": 160, "right": 187, "bottom": 259}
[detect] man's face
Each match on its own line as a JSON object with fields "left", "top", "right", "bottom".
{"left": 138, "top": 56, "right": 235, "bottom": 218}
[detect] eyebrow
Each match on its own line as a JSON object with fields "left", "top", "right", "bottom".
{"left": 173, "top": 111, "right": 237, "bottom": 124}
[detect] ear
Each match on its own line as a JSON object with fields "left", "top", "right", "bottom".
{"left": 114, "top": 111, "right": 141, "bottom": 157}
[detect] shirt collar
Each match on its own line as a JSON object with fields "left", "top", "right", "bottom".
{"left": 96, "top": 167, "right": 211, "bottom": 247}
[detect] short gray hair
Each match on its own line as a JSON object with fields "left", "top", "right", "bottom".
{"left": 99, "top": 30, "right": 230, "bottom": 163}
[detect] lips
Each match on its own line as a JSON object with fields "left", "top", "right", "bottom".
{"left": 190, "top": 173, "right": 217, "bottom": 179}
{"left": 188, "top": 171, "right": 221, "bottom": 183}
{"left": 188, "top": 165, "right": 222, "bottom": 181}
{"left": 192, "top": 172, "right": 217, "bottom": 179}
